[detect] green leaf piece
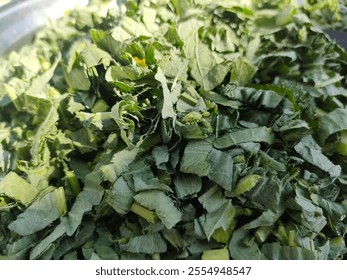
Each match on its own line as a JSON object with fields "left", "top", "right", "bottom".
{"left": 8, "top": 188, "right": 67, "bottom": 236}
{"left": 134, "top": 191, "right": 181, "bottom": 229}
{"left": 0, "top": 172, "right": 38, "bottom": 206}
{"left": 121, "top": 233, "right": 167, "bottom": 254}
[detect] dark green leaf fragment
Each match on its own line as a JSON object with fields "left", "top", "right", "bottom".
{"left": 121, "top": 233, "right": 167, "bottom": 254}
{"left": 8, "top": 188, "right": 67, "bottom": 236}
{"left": 294, "top": 136, "right": 341, "bottom": 177}
{"left": 214, "top": 127, "right": 275, "bottom": 149}
{"left": 318, "top": 108, "right": 347, "bottom": 143}
{"left": 180, "top": 140, "right": 212, "bottom": 177}
{"left": 229, "top": 228, "right": 266, "bottom": 260}
{"left": 207, "top": 149, "right": 233, "bottom": 191}
{"left": 107, "top": 176, "right": 135, "bottom": 215}
{"left": 173, "top": 173, "right": 202, "bottom": 199}
{"left": 262, "top": 243, "right": 323, "bottom": 260}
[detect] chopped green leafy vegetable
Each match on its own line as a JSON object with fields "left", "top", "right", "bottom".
{"left": 0, "top": 0, "right": 347, "bottom": 260}
{"left": 301, "top": 0, "right": 347, "bottom": 31}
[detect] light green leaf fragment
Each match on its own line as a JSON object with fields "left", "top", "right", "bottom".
{"left": 80, "top": 43, "right": 112, "bottom": 68}
{"left": 101, "top": 147, "right": 139, "bottom": 182}
{"left": 212, "top": 223, "right": 236, "bottom": 243}
{"left": 142, "top": 7, "right": 158, "bottom": 33}
{"left": 178, "top": 19, "right": 228, "bottom": 90}
{"left": 130, "top": 202, "right": 158, "bottom": 224}
{"left": 202, "top": 247, "right": 229, "bottom": 260}
{"left": 202, "top": 201, "right": 236, "bottom": 240}
{"left": 231, "top": 174, "right": 262, "bottom": 197}
{"left": 198, "top": 185, "right": 226, "bottom": 213}
{"left": 230, "top": 58, "right": 257, "bottom": 86}
{"left": 159, "top": 51, "right": 188, "bottom": 82}
{"left": 110, "top": 26, "right": 132, "bottom": 43}
{"left": 30, "top": 105, "right": 59, "bottom": 163}
{"left": 105, "top": 65, "right": 131, "bottom": 81}
{"left": 134, "top": 190, "right": 181, "bottom": 229}
{"left": 315, "top": 74, "right": 343, "bottom": 88}
{"left": 0, "top": 172, "right": 38, "bottom": 206}
{"left": 25, "top": 53, "right": 61, "bottom": 98}
{"left": 121, "top": 17, "right": 152, "bottom": 37}
{"left": 8, "top": 188, "right": 67, "bottom": 236}
{"left": 155, "top": 67, "right": 176, "bottom": 120}
{"left": 256, "top": 50, "right": 297, "bottom": 63}
{"left": 63, "top": 66, "right": 91, "bottom": 91}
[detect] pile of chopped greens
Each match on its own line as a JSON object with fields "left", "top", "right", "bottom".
{"left": 301, "top": 0, "right": 347, "bottom": 31}
{"left": 1, "top": 0, "right": 347, "bottom": 260}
